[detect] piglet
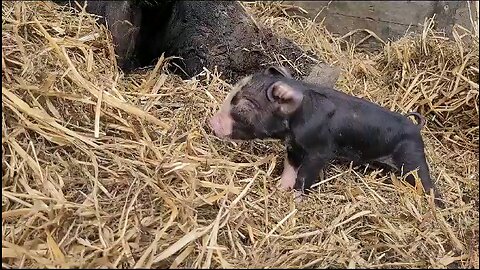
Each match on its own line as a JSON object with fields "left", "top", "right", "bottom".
{"left": 209, "top": 66, "right": 444, "bottom": 208}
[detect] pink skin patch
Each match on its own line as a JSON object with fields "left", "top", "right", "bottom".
{"left": 209, "top": 76, "right": 252, "bottom": 138}
{"left": 279, "top": 157, "right": 304, "bottom": 202}
{"left": 279, "top": 158, "right": 298, "bottom": 190}
{"left": 209, "top": 111, "right": 233, "bottom": 138}
{"left": 209, "top": 89, "right": 237, "bottom": 138}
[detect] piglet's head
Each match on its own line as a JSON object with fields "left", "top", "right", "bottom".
{"left": 209, "top": 66, "right": 304, "bottom": 140}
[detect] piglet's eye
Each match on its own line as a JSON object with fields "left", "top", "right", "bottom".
{"left": 231, "top": 93, "right": 240, "bottom": 105}
{"left": 240, "top": 98, "right": 258, "bottom": 110}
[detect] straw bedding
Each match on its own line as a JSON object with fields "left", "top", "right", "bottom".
{"left": 2, "top": 1, "right": 479, "bottom": 268}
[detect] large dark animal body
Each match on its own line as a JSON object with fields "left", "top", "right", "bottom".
{"left": 53, "top": 1, "right": 316, "bottom": 81}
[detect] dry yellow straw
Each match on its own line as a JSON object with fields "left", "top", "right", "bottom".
{"left": 2, "top": 1, "right": 478, "bottom": 268}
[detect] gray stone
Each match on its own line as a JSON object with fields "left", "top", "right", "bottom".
{"left": 283, "top": 1, "right": 474, "bottom": 45}
{"left": 303, "top": 63, "right": 341, "bottom": 89}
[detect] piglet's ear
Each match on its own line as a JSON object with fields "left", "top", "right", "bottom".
{"left": 266, "top": 82, "right": 303, "bottom": 115}
{"left": 264, "top": 66, "right": 292, "bottom": 78}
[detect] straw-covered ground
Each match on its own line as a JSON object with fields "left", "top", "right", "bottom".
{"left": 2, "top": 1, "right": 479, "bottom": 268}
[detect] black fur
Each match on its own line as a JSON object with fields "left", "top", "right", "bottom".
{"left": 222, "top": 69, "right": 444, "bottom": 208}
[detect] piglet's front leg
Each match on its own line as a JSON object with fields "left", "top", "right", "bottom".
{"left": 279, "top": 158, "right": 298, "bottom": 190}
{"left": 279, "top": 144, "right": 304, "bottom": 190}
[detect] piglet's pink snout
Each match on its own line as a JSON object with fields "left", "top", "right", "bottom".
{"left": 209, "top": 112, "right": 233, "bottom": 138}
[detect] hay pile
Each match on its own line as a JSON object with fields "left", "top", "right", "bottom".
{"left": 2, "top": 1, "right": 478, "bottom": 268}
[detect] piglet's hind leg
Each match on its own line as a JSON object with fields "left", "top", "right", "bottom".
{"left": 392, "top": 139, "right": 444, "bottom": 207}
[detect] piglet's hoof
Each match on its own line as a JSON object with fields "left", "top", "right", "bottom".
{"left": 294, "top": 190, "right": 304, "bottom": 203}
